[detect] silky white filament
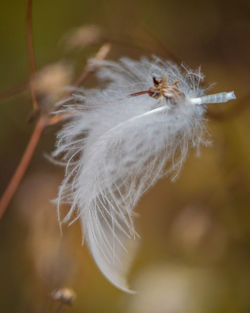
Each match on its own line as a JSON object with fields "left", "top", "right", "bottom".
{"left": 53, "top": 56, "right": 236, "bottom": 293}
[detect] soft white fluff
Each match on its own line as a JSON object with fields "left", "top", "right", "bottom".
{"left": 53, "top": 56, "right": 235, "bottom": 293}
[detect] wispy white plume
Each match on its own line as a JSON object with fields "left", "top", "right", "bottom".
{"left": 53, "top": 56, "right": 236, "bottom": 293}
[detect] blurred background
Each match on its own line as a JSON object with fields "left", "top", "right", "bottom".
{"left": 0, "top": 0, "right": 249, "bottom": 312}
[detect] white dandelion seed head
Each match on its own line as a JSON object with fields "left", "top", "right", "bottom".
{"left": 53, "top": 56, "right": 236, "bottom": 293}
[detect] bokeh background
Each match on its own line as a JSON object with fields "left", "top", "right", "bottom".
{"left": 0, "top": 0, "right": 249, "bottom": 312}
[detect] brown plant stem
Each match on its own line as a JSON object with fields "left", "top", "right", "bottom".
{"left": 129, "top": 90, "right": 150, "bottom": 97}
{"left": 0, "top": 0, "right": 42, "bottom": 219}
{"left": 0, "top": 82, "right": 28, "bottom": 102}
{"left": 0, "top": 47, "right": 111, "bottom": 219}
{"left": 26, "top": 0, "right": 39, "bottom": 112}
{"left": 0, "top": 46, "right": 110, "bottom": 218}
{"left": 74, "top": 43, "right": 111, "bottom": 86}
{"left": 0, "top": 117, "right": 46, "bottom": 218}
{"left": 0, "top": 0, "right": 111, "bottom": 219}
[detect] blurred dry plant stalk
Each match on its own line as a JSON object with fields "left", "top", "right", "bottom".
{"left": 18, "top": 173, "right": 75, "bottom": 288}
{"left": 51, "top": 288, "right": 76, "bottom": 305}
{"left": 0, "top": 0, "right": 110, "bottom": 219}
{"left": 35, "top": 62, "right": 73, "bottom": 104}
{"left": 0, "top": 3, "right": 110, "bottom": 306}
{"left": 63, "top": 25, "right": 102, "bottom": 50}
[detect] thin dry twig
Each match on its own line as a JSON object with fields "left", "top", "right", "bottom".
{"left": 0, "top": 82, "right": 28, "bottom": 102}
{"left": 0, "top": 117, "right": 46, "bottom": 218}
{"left": 0, "top": 53, "right": 110, "bottom": 218}
{"left": 26, "top": 0, "right": 39, "bottom": 112}
{"left": 0, "top": 0, "right": 44, "bottom": 219}
{"left": 0, "top": 2, "right": 110, "bottom": 219}
{"left": 74, "top": 43, "right": 111, "bottom": 86}
{"left": 51, "top": 42, "right": 111, "bottom": 122}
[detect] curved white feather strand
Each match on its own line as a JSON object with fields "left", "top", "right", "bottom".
{"left": 53, "top": 56, "right": 236, "bottom": 292}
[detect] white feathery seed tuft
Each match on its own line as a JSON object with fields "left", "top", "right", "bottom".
{"left": 53, "top": 56, "right": 236, "bottom": 293}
